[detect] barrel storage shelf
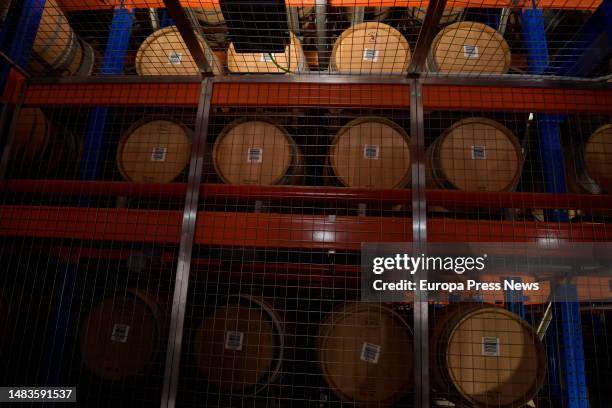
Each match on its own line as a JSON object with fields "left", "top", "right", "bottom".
{"left": 1, "top": 0, "right": 612, "bottom": 408}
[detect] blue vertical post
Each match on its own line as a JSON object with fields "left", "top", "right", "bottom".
{"left": 158, "top": 9, "right": 175, "bottom": 28}
{"left": 522, "top": 9, "right": 587, "bottom": 407}
{"left": 0, "top": 0, "right": 45, "bottom": 96}
{"left": 44, "top": 263, "right": 78, "bottom": 385}
{"left": 555, "top": 284, "right": 588, "bottom": 407}
{"left": 79, "top": 8, "right": 134, "bottom": 180}
{"left": 504, "top": 276, "right": 525, "bottom": 318}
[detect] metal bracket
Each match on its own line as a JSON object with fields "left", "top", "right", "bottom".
{"left": 408, "top": 0, "right": 448, "bottom": 73}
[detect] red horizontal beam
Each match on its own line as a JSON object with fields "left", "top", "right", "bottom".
{"left": 24, "top": 82, "right": 201, "bottom": 106}
{"left": 1, "top": 206, "right": 610, "bottom": 249}
{"left": 5, "top": 180, "right": 612, "bottom": 210}
{"left": 56, "top": 0, "right": 601, "bottom": 10}
{"left": 211, "top": 82, "right": 410, "bottom": 108}
{"left": 423, "top": 85, "right": 612, "bottom": 113}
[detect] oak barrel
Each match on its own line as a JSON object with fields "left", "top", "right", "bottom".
{"left": 331, "top": 22, "right": 411, "bottom": 74}
{"left": 212, "top": 120, "right": 304, "bottom": 185}
{"left": 431, "top": 305, "right": 546, "bottom": 408}
{"left": 79, "top": 289, "right": 164, "bottom": 381}
{"left": 227, "top": 32, "right": 308, "bottom": 73}
{"left": 329, "top": 117, "right": 411, "bottom": 188}
{"left": 426, "top": 117, "right": 523, "bottom": 192}
{"left": 428, "top": 22, "right": 511, "bottom": 74}
{"left": 30, "top": 0, "right": 95, "bottom": 76}
{"left": 193, "top": 294, "right": 285, "bottom": 394}
{"left": 584, "top": 124, "right": 612, "bottom": 193}
{"left": 317, "top": 302, "right": 413, "bottom": 406}
{"left": 136, "top": 26, "right": 222, "bottom": 75}
{"left": 116, "top": 119, "right": 192, "bottom": 183}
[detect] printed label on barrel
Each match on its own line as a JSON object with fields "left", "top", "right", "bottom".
{"left": 471, "top": 145, "right": 486, "bottom": 160}
{"left": 261, "top": 53, "right": 275, "bottom": 62}
{"left": 111, "top": 324, "right": 130, "bottom": 343}
{"left": 150, "top": 147, "right": 168, "bottom": 162}
{"left": 363, "top": 144, "right": 380, "bottom": 160}
{"left": 363, "top": 48, "right": 379, "bottom": 62}
{"left": 360, "top": 342, "right": 381, "bottom": 364}
{"left": 463, "top": 44, "right": 479, "bottom": 59}
{"left": 482, "top": 336, "right": 500, "bottom": 356}
{"left": 225, "top": 331, "right": 244, "bottom": 351}
{"left": 247, "top": 147, "right": 263, "bottom": 163}
{"left": 168, "top": 51, "right": 183, "bottom": 65}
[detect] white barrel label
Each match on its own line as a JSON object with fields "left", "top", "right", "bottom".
{"left": 111, "top": 323, "right": 130, "bottom": 343}
{"left": 360, "top": 342, "right": 381, "bottom": 364}
{"left": 482, "top": 336, "right": 500, "bottom": 356}
{"left": 247, "top": 147, "right": 263, "bottom": 163}
{"left": 151, "top": 147, "right": 168, "bottom": 162}
{"left": 363, "top": 48, "right": 379, "bottom": 62}
{"left": 363, "top": 144, "right": 380, "bottom": 160}
{"left": 225, "top": 331, "right": 244, "bottom": 351}
{"left": 471, "top": 145, "right": 486, "bottom": 160}
{"left": 168, "top": 51, "right": 183, "bottom": 65}
{"left": 463, "top": 44, "right": 479, "bottom": 59}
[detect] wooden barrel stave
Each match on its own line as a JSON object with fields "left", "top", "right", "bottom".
{"left": 431, "top": 304, "right": 546, "bottom": 408}
{"left": 426, "top": 117, "right": 523, "bottom": 192}
{"left": 428, "top": 22, "right": 511, "bottom": 74}
{"left": 116, "top": 119, "right": 192, "bottom": 183}
{"left": 136, "top": 26, "right": 222, "bottom": 76}
{"left": 79, "top": 289, "right": 164, "bottom": 381}
{"left": 193, "top": 294, "right": 285, "bottom": 394}
{"left": 30, "top": 0, "right": 94, "bottom": 76}
{"left": 584, "top": 124, "right": 612, "bottom": 194}
{"left": 212, "top": 119, "right": 304, "bottom": 186}
{"left": 331, "top": 22, "right": 411, "bottom": 74}
{"left": 329, "top": 117, "right": 411, "bottom": 188}
{"left": 317, "top": 302, "right": 413, "bottom": 406}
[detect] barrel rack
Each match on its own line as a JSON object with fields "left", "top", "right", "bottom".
{"left": 1, "top": 0, "right": 612, "bottom": 407}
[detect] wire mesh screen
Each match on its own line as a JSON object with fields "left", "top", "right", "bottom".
{"left": 175, "top": 98, "right": 415, "bottom": 407}
{"left": 0, "top": 96, "right": 199, "bottom": 406}
{"left": 423, "top": 86, "right": 612, "bottom": 407}
{"left": 1, "top": 1, "right": 608, "bottom": 79}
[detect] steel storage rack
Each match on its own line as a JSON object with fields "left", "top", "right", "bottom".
{"left": 0, "top": 0, "right": 612, "bottom": 407}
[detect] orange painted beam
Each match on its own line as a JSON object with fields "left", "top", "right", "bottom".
{"left": 211, "top": 82, "right": 410, "bottom": 108}
{"left": 56, "top": 0, "right": 601, "bottom": 10}
{"left": 24, "top": 81, "right": 201, "bottom": 106}
{"left": 1, "top": 206, "right": 610, "bottom": 250}
{"left": 422, "top": 84, "right": 612, "bottom": 114}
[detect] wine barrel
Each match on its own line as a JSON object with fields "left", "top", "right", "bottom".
{"left": 193, "top": 294, "right": 285, "bottom": 394}
{"left": 30, "top": 0, "right": 95, "bottom": 76}
{"left": 227, "top": 32, "right": 308, "bottom": 73}
{"left": 428, "top": 22, "right": 511, "bottom": 74}
{"left": 12, "top": 108, "right": 50, "bottom": 163}
{"left": 331, "top": 22, "right": 411, "bottom": 74}
{"left": 192, "top": 6, "right": 225, "bottom": 26}
{"left": 212, "top": 120, "right": 304, "bottom": 185}
{"left": 431, "top": 305, "right": 546, "bottom": 408}
{"left": 329, "top": 117, "right": 411, "bottom": 188}
{"left": 584, "top": 124, "right": 612, "bottom": 193}
{"left": 136, "top": 26, "right": 222, "bottom": 75}
{"left": 117, "top": 119, "right": 192, "bottom": 183}
{"left": 317, "top": 303, "right": 413, "bottom": 406}
{"left": 79, "top": 289, "right": 164, "bottom": 381}
{"left": 408, "top": 7, "right": 464, "bottom": 25}
{"left": 426, "top": 117, "right": 523, "bottom": 192}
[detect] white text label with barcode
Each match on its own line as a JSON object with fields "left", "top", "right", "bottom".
{"left": 471, "top": 145, "right": 486, "bottom": 160}
{"left": 482, "top": 336, "right": 500, "bottom": 356}
{"left": 360, "top": 342, "right": 381, "bottom": 364}
{"left": 247, "top": 147, "right": 263, "bottom": 163}
{"left": 150, "top": 147, "right": 168, "bottom": 162}
{"left": 463, "top": 44, "right": 479, "bottom": 59}
{"left": 363, "top": 48, "right": 379, "bottom": 62}
{"left": 225, "top": 331, "right": 244, "bottom": 351}
{"left": 363, "top": 145, "right": 380, "bottom": 160}
{"left": 111, "top": 324, "right": 130, "bottom": 343}
{"left": 168, "top": 51, "right": 183, "bottom": 65}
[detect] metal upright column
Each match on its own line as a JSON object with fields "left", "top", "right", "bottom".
{"left": 504, "top": 276, "right": 525, "bottom": 318}
{"left": 522, "top": 8, "right": 588, "bottom": 407}
{"left": 160, "top": 78, "right": 213, "bottom": 408}
{"left": 80, "top": 7, "right": 134, "bottom": 180}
